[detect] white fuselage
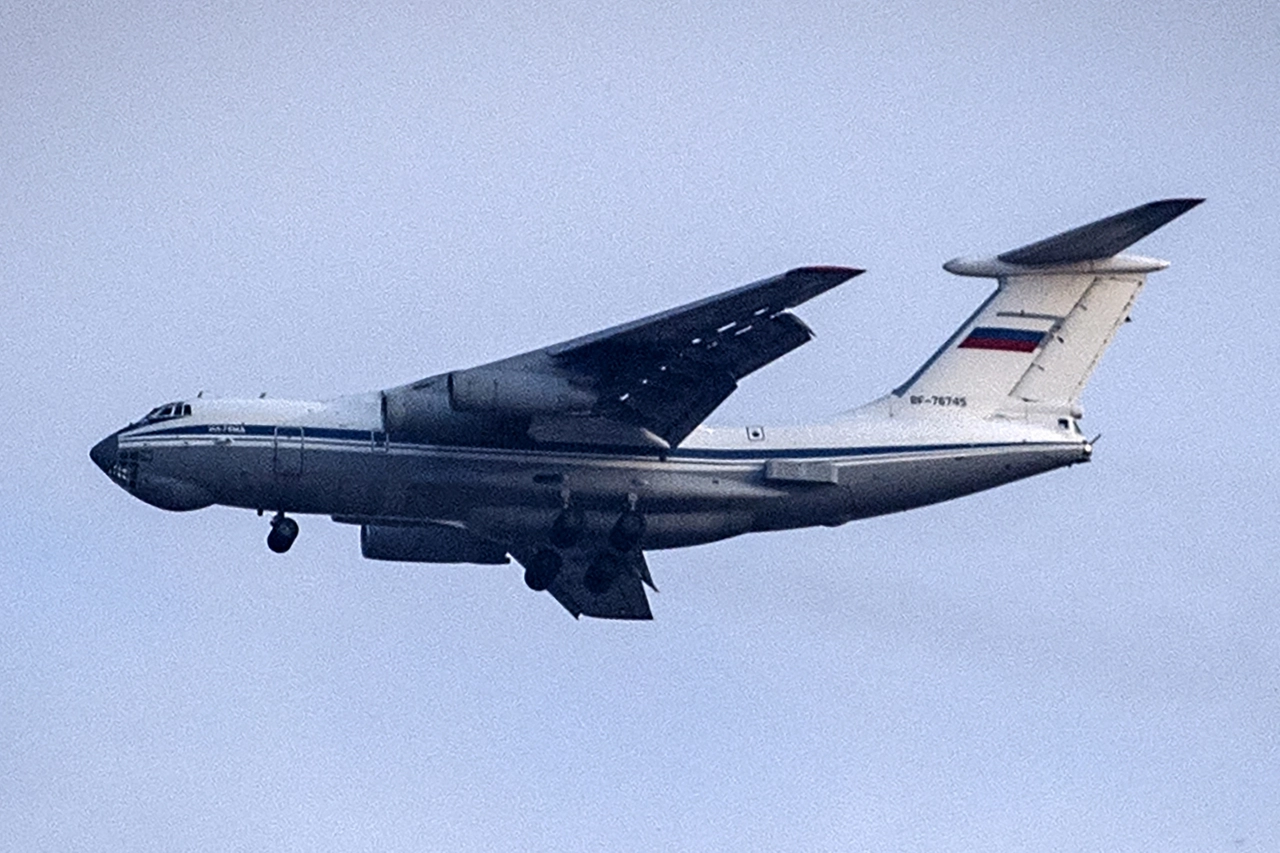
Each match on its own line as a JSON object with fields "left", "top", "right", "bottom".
{"left": 94, "top": 392, "right": 1090, "bottom": 553}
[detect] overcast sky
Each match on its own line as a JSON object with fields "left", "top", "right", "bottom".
{"left": 3, "top": 1, "right": 1278, "bottom": 850}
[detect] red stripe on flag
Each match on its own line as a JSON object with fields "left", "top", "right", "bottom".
{"left": 958, "top": 337, "right": 1040, "bottom": 353}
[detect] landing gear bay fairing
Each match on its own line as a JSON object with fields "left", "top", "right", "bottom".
{"left": 92, "top": 200, "right": 1201, "bottom": 619}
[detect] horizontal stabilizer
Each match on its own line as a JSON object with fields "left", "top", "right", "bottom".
{"left": 997, "top": 198, "right": 1203, "bottom": 267}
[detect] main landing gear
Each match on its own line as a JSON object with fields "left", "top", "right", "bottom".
{"left": 583, "top": 551, "right": 621, "bottom": 595}
{"left": 267, "top": 512, "right": 299, "bottom": 553}
{"left": 608, "top": 509, "right": 645, "bottom": 552}
{"left": 523, "top": 547, "right": 562, "bottom": 592}
{"left": 549, "top": 505, "right": 586, "bottom": 549}
{"left": 523, "top": 499, "right": 647, "bottom": 595}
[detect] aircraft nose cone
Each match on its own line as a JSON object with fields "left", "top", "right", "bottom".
{"left": 90, "top": 433, "right": 118, "bottom": 474}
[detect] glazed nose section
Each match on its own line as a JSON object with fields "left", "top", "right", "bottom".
{"left": 90, "top": 432, "right": 118, "bottom": 474}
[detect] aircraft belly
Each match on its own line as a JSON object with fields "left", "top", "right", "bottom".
{"left": 837, "top": 443, "right": 1084, "bottom": 519}
{"left": 178, "top": 437, "right": 781, "bottom": 523}
{"left": 373, "top": 451, "right": 771, "bottom": 508}
{"left": 326, "top": 444, "right": 788, "bottom": 547}
{"left": 410, "top": 452, "right": 782, "bottom": 548}
{"left": 137, "top": 436, "right": 1084, "bottom": 544}
{"left": 468, "top": 506, "right": 757, "bottom": 550}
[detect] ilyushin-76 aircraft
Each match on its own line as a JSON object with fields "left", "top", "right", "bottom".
{"left": 92, "top": 199, "right": 1201, "bottom": 619}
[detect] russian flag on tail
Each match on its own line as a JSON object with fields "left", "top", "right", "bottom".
{"left": 958, "top": 326, "right": 1046, "bottom": 353}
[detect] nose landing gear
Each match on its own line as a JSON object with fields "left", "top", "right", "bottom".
{"left": 267, "top": 512, "right": 299, "bottom": 553}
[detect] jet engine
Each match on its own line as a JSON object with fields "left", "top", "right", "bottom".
{"left": 381, "top": 369, "right": 596, "bottom": 445}
{"left": 381, "top": 376, "right": 516, "bottom": 444}
{"left": 447, "top": 368, "right": 596, "bottom": 414}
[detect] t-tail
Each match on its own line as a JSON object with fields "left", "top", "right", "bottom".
{"left": 862, "top": 199, "right": 1203, "bottom": 427}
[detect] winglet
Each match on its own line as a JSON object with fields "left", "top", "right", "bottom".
{"left": 996, "top": 198, "right": 1204, "bottom": 267}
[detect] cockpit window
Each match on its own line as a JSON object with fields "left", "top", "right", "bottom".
{"left": 142, "top": 401, "right": 192, "bottom": 423}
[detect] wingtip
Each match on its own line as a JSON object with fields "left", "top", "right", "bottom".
{"left": 788, "top": 265, "right": 865, "bottom": 281}
{"left": 1143, "top": 197, "right": 1205, "bottom": 218}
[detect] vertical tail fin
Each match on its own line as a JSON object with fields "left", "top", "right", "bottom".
{"left": 889, "top": 199, "right": 1202, "bottom": 419}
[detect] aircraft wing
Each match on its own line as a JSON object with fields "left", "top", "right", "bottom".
{"left": 427, "top": 266, "right": 861, "bottom": 448}
{"left": 513, "top": 547, "right": 656, "bottom": 620}
{"left": 545, "top": 266, "right": 860, "bottom": 445}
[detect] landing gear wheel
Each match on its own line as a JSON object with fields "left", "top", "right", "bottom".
{"left": 267, "top": 514, "right": 299, "bottom": 553}
{"left": 549, "top": 506, "right": 586, "bottom": 549}
{"left": 608, "top": 510, "right": 646, "bottom": 552}
{"left": 524, "top": 548, "right": 563, "bottom": 592}
{"left": 583, "top": 552, "right": 620, "bottom": 595}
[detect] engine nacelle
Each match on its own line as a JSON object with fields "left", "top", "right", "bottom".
{"left": 382, "top": 376, "right": 522, "bottom": 444}
{"left": 448, "top": 368, "right": 596, "bottom": 414}
{"left": 360, "top": 523, "right": 510, "bottom": 564}
{"left": 381, "top": 370, "right": 595, "bottom": 444}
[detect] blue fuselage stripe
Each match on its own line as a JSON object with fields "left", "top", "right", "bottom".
{"left": 119, "top": 423, "right": 1073, "bottom": 463}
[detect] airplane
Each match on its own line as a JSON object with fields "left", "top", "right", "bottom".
{"left": 91, "top": 199, "right": 1201, "bottom": 620}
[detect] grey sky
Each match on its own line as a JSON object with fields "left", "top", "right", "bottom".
{"left": 3, "top": 1, "right": 1278, "bottom": 850}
